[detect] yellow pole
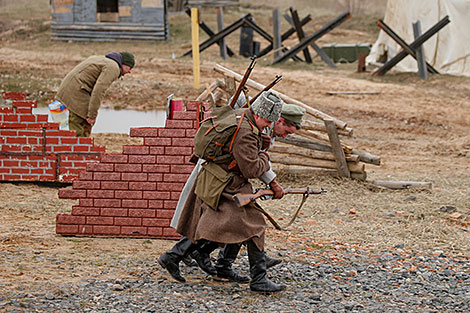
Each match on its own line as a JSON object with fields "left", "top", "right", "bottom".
{"left": 191, "top": 8, "right": 200, "bottom": 90}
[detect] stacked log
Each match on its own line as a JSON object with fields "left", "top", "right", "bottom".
{"left": 195, "top": 64, "right": 381, "bottom": 180}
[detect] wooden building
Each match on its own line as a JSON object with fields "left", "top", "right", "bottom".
{"left": 50, "top": 0, "right": 169, "bottom": 41}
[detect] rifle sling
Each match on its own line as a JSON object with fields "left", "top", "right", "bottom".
{"left": 248, "top": 192, "right": 309, "bottom": 231}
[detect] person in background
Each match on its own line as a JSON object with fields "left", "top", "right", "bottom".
{"left": 54, "top": 51, "right": 135, "bottom": 137}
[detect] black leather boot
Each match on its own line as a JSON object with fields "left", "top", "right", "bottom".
{"left": 247, "top": 240, "right": 286, "bottom": 293}
{"left": 191, "top": 241, "right": 218, "bottom": 276}
{"left": 265, "top": 253, "right": 282, "bottom": 269}
{"left": 158, "top": 236, "right": 197, "bottom": 283}
{"left": 215, "top": 243, "right": 250, "bottom": 283}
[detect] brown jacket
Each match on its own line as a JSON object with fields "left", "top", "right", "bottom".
{"left": 56, "top": 55, "right": 121, "bottom": 120}
{"left": 176, "top": 109, "right": 271, "bottom": 250}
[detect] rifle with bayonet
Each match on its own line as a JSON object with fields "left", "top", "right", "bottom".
{"left": 247, "top": 75, "right": 282, "bottom": 106}
{"left": 229, "top": 56, "right": 257, "bottom": 108}
{"left": 232, "top": 187, "right": 326, "bottom": 230}
{"left": 233, "top": 187, "right": 326, "bottom": 207}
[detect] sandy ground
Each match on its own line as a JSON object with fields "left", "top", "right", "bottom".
{"left": 1, "top": 3, "right": 469, "bottom": 294}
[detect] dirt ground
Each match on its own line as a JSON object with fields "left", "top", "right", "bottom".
{"left": 0, "top": 0, "right": 469, "bottom": 295}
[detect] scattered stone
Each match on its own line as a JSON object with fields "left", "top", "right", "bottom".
{"left": 440, "top": 206, "right": 457, "bottom": 213}
{"left": 405, "top": 195, "right": 417, "bottom": 201}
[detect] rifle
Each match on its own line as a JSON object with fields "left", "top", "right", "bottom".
{"left": 248, "top": 75, "right": 282, "bottom": 106}
{"left": 229, "top": 56, "right": 257, "bottom": 108}
{"left": 233, "top": 187, "right": 326, "bottom": 230}
{"left": 233, "top": 187, "right": 326, "bottom": 207}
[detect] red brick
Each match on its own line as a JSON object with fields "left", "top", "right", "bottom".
{"left": 186, "top": 100, "right": 203, "bottom": 111}
{"left": 129, "top": 182, "right": 156, "bottom": 190}
{"left": 44, "top": 137, "right": 59, "bottom": 145}
{"left": 158, "top": 128, "right": 186, "bottom": 138}
{"left": 1, "top": 145, "right": 21, "bottom": 152}
{"left": 170, "top": 165, "right": 195, "bottom": 174}
{"left": 115, "top": 217, "right": 142, "bottom": 226}
{"left": 0, "top": 130, "right": 18, "bottom": 136}
{"left": 60, "top": 137, "right": 79, "bottom": 145}
{"left": 170, "top": 192, "right": 181, "bottom": 200}
{"left": 128, "top": 155, "right": 155, "bottom": 164}
{"left": 115, "top": 163, "right": 142, "bottom": 172}
{"left": 156, "top": 156, "right": 184, "bottom": 164}
{"left": 123, "top": 145, "right": 149, "bottom": 155}
{"left": 163, "top": 173, "right": 190, "bottom": 183}
{"left": 148, "top": 173, "right": 163, "bottom": 182}
{"left": 12, "top": 100, "right": 36, "bottom": 107}
{"left": 72, "top": 145, "right": 91, "bottom": 152}
{"left": 148, "top": 200, "right": 164, "bottom": 209}
{"left": 93, "top": 226, "right": 121, "bottom": 235}
{"left": 72, "top": 180, "right": 100, "bottom": 189}
{"left": 2, "top": 91, "right": 26, "bottom": 100}
{"left": 94, "top": 199, "right": 121, "bottom": 208}
{"left": 3, "top": 115, "right": 18, "bottom": 122}
{"left": 53, "top": 145, "right": 73, "bottom": 153}
{"left": 56, "top": 214, "right": 86, "bottom": 225}
{"left": 172, "top": 111, "right": 196, "bottom": 120}
{"left": 121, "top": 227, "right": 147, "bottom": 236}
{"left": 86, "top": 163, "right": 114, "bottom": 172}
{"left": 101, "top": 181, "right": 129, "bottom": 190}
{"left": 186, "top": 129, "right": 196, "bottom": 137}
{"left": 122, "top": 199, "right": 148, "bottom": 208}
{"left": 59, "top": 188, "right": 87, "bottom": 199}
{"left": 0, "top": 107, "right": 14, "bottom": 114}
{"left": 130, "top": 128, "right": 160, "bottom": 137}
{"left": 86, "top": 216, "right": 114, "bottom": 225}
{"left": 163, "top": 200, "right": 178, "bottom": 209}
{"left": 18, "top": 115, "right": 35, "bottom": 122}
{"left": 79, "top": 198, "right": 94, "bottom": 207}
{"left": 157, "top": 209, "right": 176, "bottom": 219}
{"left": 47, "top": 130, "right": 76, "bottom": 137}
{"left": 78, "top": 225, "right": 94, "bottom": 234}
{"left": 90, "top": 145, "right": 105, "bottom": 153}
{"left": 27, "top": 137, "right": 39, "bottom": 145}
{"left": 115, "top": 190, "right": 143, "bottom": 199}
{"left": 78, "top": 137, "right": 93, "bottom": 145}
{"left": 101, "top": 208, "right": 128, "bottom": 217}
{"left": 165, "top": 120, "right": 194, "bottom": 129}
{"left": 72, "top": 207, "right": 100, "bottom": 216}
{"left": 143, "top": 137, "right": 172, "bottom": 146}
{"left": 163, "top": 227, "right": 179, "bottom": 238}
{"left": 87, "top": 190, "right": 114, "bottom": 198}
{"left": 6, "top": 137, "right": 27, "bottom": 144}
{"left": 94, "top": 172, "right": 121, "bottom": 181}
{"left": 184, "top": 155, "right": 193, "bottom": 164}
{"left": 171, "top": 138, "right": 194, "bottom": 147}
{"left": 143, "top": 191, "right": 171, "bottom": 200}
{"left": 147, "top": 227, "right": 163, "bottom": 236}
{"left": 142, "top": 164, "right": 169, "bottom": 173}
{"left": 157, "top": 182, "right": 184, "bottom": 192}
{"left": 149, "top": 146, "right": 165, "bottom": 155}
{"left": 128, "top": 209, "right": 155, "bottom": 218}
{"left": 18, "top": 130, "right": 41, "bottom": 137}
{"left": 56, "top": 224, "right": 78, "bottom": 234}
{"left": 101, "top": 154, "right": 128, "bottom": 163}
{"left": 3, "top": 160, "right": 19, "bottom": 167}
{"left": 142, "top": 218, "right": 169, "bottom": 227}
{"left": 121, "top": 172, "right": 148, "bottom": 181}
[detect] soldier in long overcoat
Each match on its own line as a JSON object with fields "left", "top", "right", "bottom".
{"left": 55, "top": 52, "right": 135, "bottom": 136}
{"left": 159, "top": 91, "right": 287, "bottom": 293}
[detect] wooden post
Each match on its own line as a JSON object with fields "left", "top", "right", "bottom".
{"left": 273, "top": 8, "right": 282, "bottom": 59}
{"left": 289, "top": 7, "right": 312, "bottom": 63}
{"left": 191, "top": 8, "right": 200, "bottom": 89}
{"left": 412, "top": 20, "right": 428, "bottom": 79}
{"left": 216, "top": 7, "right": 227, "bottom": 59}
{"left": 324, "top": 119, "right": 350, "bottom": 178}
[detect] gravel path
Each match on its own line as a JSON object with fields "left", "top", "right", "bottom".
{"left": 1, "top": 245, "right": 469, "bottom": 313}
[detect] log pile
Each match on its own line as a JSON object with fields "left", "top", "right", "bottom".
{"left": 196, "top": 64, "right": 381, "bottom": 180}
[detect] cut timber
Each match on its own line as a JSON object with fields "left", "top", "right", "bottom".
{"left": 270, "top": 144, "right": 359, "bottom": 162}
{"left": 269, "top": 154, "right": 365, "bottom": 173}
{"left": 196, "top": 79, "right": 224, "bottom": 101}
{"left": 327, "top": 91, "right": 380, "bottom": 95}
{"left": 278, "top": 135, "right": 332, "bottom": 152}
{"left": 297, "top": 128, "right": 353, "bottom": 154}
{"left": 223, "top": 74, "right": 236, "bottom": 95}
{"left": 303, "top": 119, "right": 353, "bottom": 136}
{"left": 371, "top": 180, "right": 432, "bottom": 189}
{"left": 324, "top": 119, "right": 350, "bottom": 178}
{"left": 351, "top": 149, "right": 381, "bottom": 165}
{"left": 214, "top": 63, "right": 348, "bottom": 129}
{"left": 272, "top": 166, "right": 366, "bottom": 181}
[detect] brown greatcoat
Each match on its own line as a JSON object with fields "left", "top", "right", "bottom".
{"left": 56, "top": 55, "right": 121, "bottom": 120}
{"left": 176, "top": 109, "right": 271, "bottom": 250}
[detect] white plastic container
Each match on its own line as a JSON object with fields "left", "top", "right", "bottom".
{"left": 48, "top": 100, "right": 69, "bottom": 130}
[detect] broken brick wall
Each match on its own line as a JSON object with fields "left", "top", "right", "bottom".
{"left": 0, "top": 92, "right": 103, "bottom": 183}
{"left": 57, "top": 101, "right": 202, "bottom": 239}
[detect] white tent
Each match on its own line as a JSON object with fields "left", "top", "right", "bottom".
{"left": 367, "top": 0, "right": 470, "bottom": 76}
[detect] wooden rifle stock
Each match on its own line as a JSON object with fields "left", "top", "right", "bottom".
{"left": 248, "top": 75, "right": 282, "bottom": 105}
{"left": 229, "top": 56, "right": 257, "bottom": 108}
{"left": 232, "top": 187, "right": 326, "bottom": 207}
